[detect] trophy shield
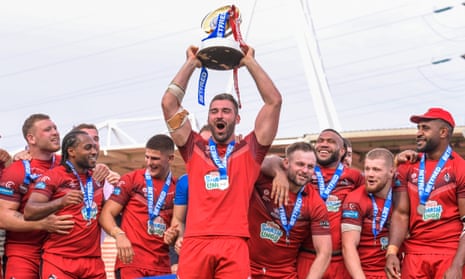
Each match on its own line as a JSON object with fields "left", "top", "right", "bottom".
{"left": 197, "top": 5, "right": 244, "bottom": 70}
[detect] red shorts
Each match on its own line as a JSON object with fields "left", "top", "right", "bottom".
{"left": 4, "top": 254, "right": 40, "bottom": 279}
{"left": 402, "top": 253, "right": 465, "bottom": 278}
{"left": 178, "top": 236, "right": 250, "bottom": 279}
{"left": 42, "top": 253, "right": 106, "bottom": 279}
{"left": 250, "top": 263, "right": 296, "bottom": 279}
{"left": 117, "top": 266, "right": 172, "bottom": 279}
{"left": 297, "top": 251, "right": 350, "bottom": 279}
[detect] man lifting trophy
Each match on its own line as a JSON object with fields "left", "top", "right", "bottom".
{"left": 196, "top": 5, "right": 247, "bottom": 107}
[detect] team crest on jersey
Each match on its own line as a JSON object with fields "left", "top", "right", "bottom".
{"left": 325, "top": 195, "right": 341, "bottom": 212}
{"left": 260, "top": 221, "right": 283, "bottom": 243}
{"left": 380, "top": 236, "right": 389, "bottom": 250}
{"left": 421, "top": 200, "right": 442, "bottom": 221}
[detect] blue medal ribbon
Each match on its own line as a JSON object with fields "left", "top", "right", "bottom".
{"left": 278, "top": 186, "right": 304, "bottom": 245}
{"left": 418, "top": 145, "right": 452, "bottom": 206}
{"left": 22, "top": 155, "right": 55, "bottom": 185}
{"left": 314, "top": 163, "right": 344, "bottom": 201}
{"left": 369, "top": 188, "right": 392, "bottom": 239}
{"left": 145, "top": 170, "right": 172, "bottom": 226}
{"left": 208, "top": 138, "right": 235, "bottom": 180}
{"left": 65, "top": 160, "right": 93, "bottom": 220}
{"left": 197, "top": 11, "right": 230, "bottom": 106}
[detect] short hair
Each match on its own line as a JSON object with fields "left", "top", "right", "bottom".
{"left": 73, "top": 123, "right": 97, "bottom": 131}
{"left": 199, "top": 124, "right": 212, "bottom": 134}
{"left": 285, "top": 141, "right": 315, "bottom": 158}
{"left": 22, "top": 113, "right": 50, "bottom": 140}
{"left": 210, "top": 93, "right": 239, "bottom": 114}
{"left": 146, "top": 134, "right": 174, "bottom": 154}
{"left": 365, "top": 148, "right": 394, "bottom": 168}
{"left": 60, "top": 130, "right": 88, "bottom": 165}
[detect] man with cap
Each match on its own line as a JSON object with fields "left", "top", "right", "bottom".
{"left": 385, "top": 108, "right": 465, "bottom": 278}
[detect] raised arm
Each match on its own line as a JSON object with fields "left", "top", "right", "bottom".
{"left": 161, "top": 46, "right": 201, "bottom": 147}
{"left": 240, "top": 47, "right": 282, "bottom": 146}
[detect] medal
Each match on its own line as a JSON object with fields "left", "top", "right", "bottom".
{"left": 417, "top": 204, "right": 425, "bottom": 215}
{"left": 218, "top": 178, "right": 229, "bottom": 190}
{"left": 147, "top": 220, "right": 156, "bottom": 235}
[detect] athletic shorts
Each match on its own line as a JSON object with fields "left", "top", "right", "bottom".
{"left": 402, "top": 253, "right": 465, "bottom": 279}
{"left": 297, "top": 250, "right": 350, "bottom": 279}
{"left": 42, "top": 253, "right": 106, "bottom": 279}
{"left": 4, "top": 253, "right": 40, "bottom": 279}
{"left": 177, "top": 236, "right": 250, "bottom": 279}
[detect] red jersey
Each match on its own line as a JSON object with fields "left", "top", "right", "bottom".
{"left": 31, "top": 165, "right": 104, "bottom": 257}
{"left": 395, "top": 151, "right": 465, "bottom": 254}
{"left": 248, "top": 174, "right": 330, "bottom": 277}
{"left": 302, "top": 166, "right": 363, "bottom": 253}
{"left": 341, "top": 185, "right": 391, "bottom": 273}
{"left": 110, "top": 169, "right": 176, "bottom": 273}
{"left": 178, "top": 131, "right": 269, "bottom": 238}
{"left": 0, "top": 157, "right": 58, "bottom": 258}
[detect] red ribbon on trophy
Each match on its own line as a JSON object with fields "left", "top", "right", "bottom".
{"left": 197, "top": 5, "right": 247, "bottom": 108}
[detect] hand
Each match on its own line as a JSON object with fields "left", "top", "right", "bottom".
{"left": 106, "top": 170, "right": 120, "bottom": 186}
{"left": 42, "top": 214, "right": 75, "bottom": 234}
{"left": 271, "top": 170, "right": 289, "bottom": 206}
{"left": 93, "top": 163, "right": 110, "bottom": 183}
{"left": 12, "top": 149, "right": 31, "bottom": 161}
{"left": 164, "top": 224, "right": 179, "bottom": 245}
{"left": 239, "top": 46, "right": 255, "bottom": 67}
{"left": 60, "top": 190, "right": 83, "bottom": 207}
{"left": 115, "top": 233, "right": 135, "bottom": 264}
{"left": 186, "top": 46, "right": 202, "bottom": 68}
{"left": 171, "top": 263, "right": 178, "bottom": 274}
{"left": 0, "top": 149, "right": 12, "bottom": 164}
{"left": 443, "top": 262, "right": 463, "bottom": 279}
{"left": 174, "top": 237, "right": 183, "bottom": 254}
{"left": 395, "top": 150, "right": 418, "bottom": 166}
{"left": 385, "top": 254, "right": 401, "bottom": 279}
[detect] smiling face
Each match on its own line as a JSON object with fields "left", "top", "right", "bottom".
{"left": 68, "top": 133, "right": 98, "bottom": 172}
{"left": 284, "top": 149, "right": 316, "bottom": 190}
{"left": 28, "top": 119, "right": 60, "bottom": 153}
{"left": 208, "top": 99, "right": 240, "bottom": 144}
{"left": 315, "top": 130, "right": 344, "bottom": 167}
{"left": 415, "top": 119, "right": 447, "bottom": 154}
{"left": 144, "top": 148, "right": 173, "bottom": 179}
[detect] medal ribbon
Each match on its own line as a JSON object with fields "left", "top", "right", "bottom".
{"left": 198, "top": 10, "right": 230, "bottom": 106}
{"left": 229, "top": 5, "right": 247, "bottom": 109}
{"left": 145, "top": 170, "right": 172, "bottom": 225}
{"left": 314, "top": 163, "right": 344, "bottom": 201}
{"left": 22, "top": 155, "right": 55, "bottom": 185}
{"left": 418, "top": 145, "right": 452, "bottom": 206}
{"left": 208, "top": 138, "right": 235, "bottom": 180}
{"left": 369, "top": 188, "right": 392, "bottom": 239}
{"left": 65, "top": 160, "right": 93, "bottom": 220}
{"left": 278, "top": 186, "right": 304, "bottom": 244}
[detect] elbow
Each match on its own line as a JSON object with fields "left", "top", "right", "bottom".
{"left": 23, "top": 204, "right": 36, "bottom": 221}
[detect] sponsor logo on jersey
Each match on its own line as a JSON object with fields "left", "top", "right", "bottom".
{"left": 342, "top": 210, "right": 358, "bottom": 219}
{"left": 260, "top": 221, "right": 283, "bottom": 243}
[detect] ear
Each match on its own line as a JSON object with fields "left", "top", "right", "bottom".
{"left": 67, "top": 147, "right": 76, "bottom": 158}
{"left": 439, "top": 126, "right": 449, "bottom": 139}
{"left": 26, "top": 133, "right": 35, "bottom": 145}
{"left": 282, "top": 157, "right": 290, "bottom": 170}
{"left": 235, "top": 114, "right": 241, "bottom": 125}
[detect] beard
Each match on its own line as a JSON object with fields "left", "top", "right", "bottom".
{"left": 317, "top": 151, "right": 340, "bottom": 167}
{"left": 416, "top": 137, "right": 439, "bottom": 153}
